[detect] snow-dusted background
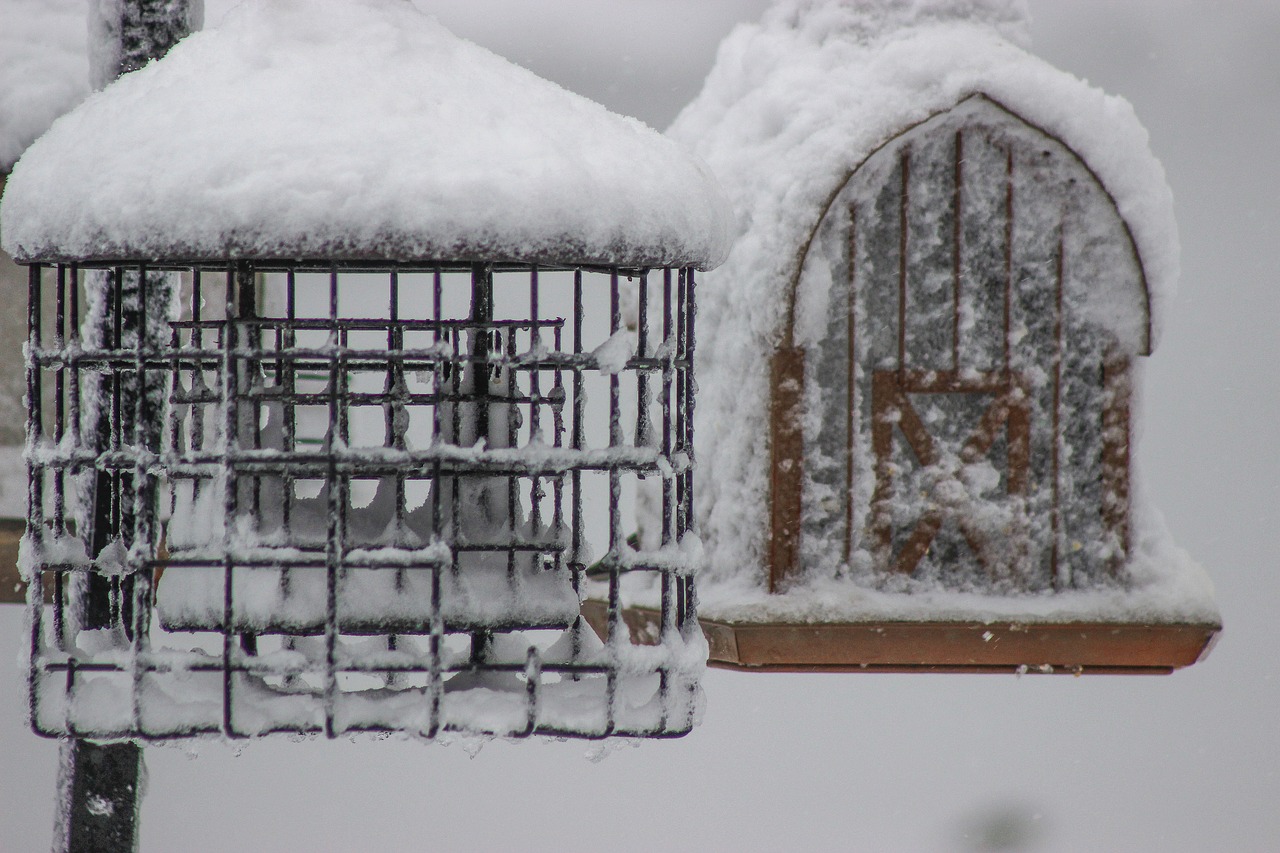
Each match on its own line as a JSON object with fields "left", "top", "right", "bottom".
{"left": 2, "top": 1, "right": 1277, "bottom": 850}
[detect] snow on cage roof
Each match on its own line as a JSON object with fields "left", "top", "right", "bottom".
{"left": 0, "top": 0, "right": 731, "bottom": 268}
{"left": 664, "top": 0, "right": 1198, "bottom": 615}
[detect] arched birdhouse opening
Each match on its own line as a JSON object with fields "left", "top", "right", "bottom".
{"left": 656, "top": 0, "right": 1219, "bottom": 674}
{"left": 781, "top": 94, "right": 1149, "bottom": 597}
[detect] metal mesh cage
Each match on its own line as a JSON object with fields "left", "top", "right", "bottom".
{"left": 24, "top": 259, "right": 703, "bottom": 741}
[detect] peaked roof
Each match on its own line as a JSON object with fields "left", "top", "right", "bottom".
{"left": 1, "top": 0, "right": 730, "bottom": 268}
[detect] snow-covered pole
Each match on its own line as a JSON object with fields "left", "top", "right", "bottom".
{"left": 57, "top": 6, "right": 200, "bottom": 852}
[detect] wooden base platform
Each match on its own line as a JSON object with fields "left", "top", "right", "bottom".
{"left": 581, "top": 601, "right": 1220, "bottom": 675}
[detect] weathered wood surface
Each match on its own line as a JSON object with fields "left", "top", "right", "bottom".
{"left": 582, "top": 601, "right": 1220, "bottom": 675}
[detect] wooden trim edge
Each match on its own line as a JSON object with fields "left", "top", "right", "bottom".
{"left": 582, "top": 601, "right": 1220, "bottom": 675}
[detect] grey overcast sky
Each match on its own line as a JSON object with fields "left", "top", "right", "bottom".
{"left": 3, "top": 2, "right": 1278, "bottom": 850}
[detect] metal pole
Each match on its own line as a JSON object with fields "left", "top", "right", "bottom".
{"left": 55, "top": 3, "right": 200, "bottom": 852}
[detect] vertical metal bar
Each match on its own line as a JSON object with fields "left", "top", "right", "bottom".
{"left": 53, "top": 265, "right": 66, "bottom": 534}
{"left": 682, "top": 267, "right": 698, "bottom": 635}
{"left": 164, "top": 268, "right": 182, "bottom": 530}
{"left": 572, "top": 268, "right": 584, "bottom": 452}
{"left": 607, "top": 270, "right": 622, "bottom": 647}
{"left": 281, "top": 269, "right": 295, "bottom": 545}
{"left": 62, "top": 264, "right": 82, "bottom": 649}
{"left": 324, "top": 265, "right": 340, "bottom": 738}
{"left": 953, "top": 129, "right": 964, "bottom": 371}
{"left": 506, "top": 309, "right": 518, "bottom": 586}
{"left": 428, "top": 267, "right": 445, "bottom": 733}
{"left": 528, "top": 267, "right": 544, "bottom": 548}
{"left": 661, "top": 269, "right": 673, "bottom": 548}
{"left": 570, "top": 268, "right": 584, "bottom": 569}
{"left": 221, "top": 266, "right": 238, "bottom": 739}
{"left": 467, "top": 264, "right": 494, "bottom": 662}
{"left": 569, "top": 269, "right": 585, "bottom": 665}
{"left": 674, "top": 269, "right": 686, "bottom": 537}
{"left": 389, "top": 267, "right": 408, "bottom": 566}
{"left": 845, "top": 206, "right": 858, "bottom": 565}
{"left": 129, "top": 267, "right": 150, "bottom": 733}
{"left": 26, "top": 265, "right": 46, "bottom": 727}
{"left": 189, "top": 267, "right": 204, "bottom": 511}
{"left": 523, "top": 648, "right": 540, "bottom": 737}
{"left": 636, "top": 270, "right": 650, "bottom": 447}
{"left": 683, "top": 268, "right": 696, "bottom": 537}
{"left": 1003, "top": 146, "right": 1014, "bottom": 373}
{"left": 1051, "top": 223, "right": 1066, "bottom": 591}
{"left": 898, "top": 148, "right": 910, "bottom": 376}
{"left": 431, "top": 266, "right": 444, "bottom": 548}
{"left": 549, "top": 317, "right": 567, "bottom": 638}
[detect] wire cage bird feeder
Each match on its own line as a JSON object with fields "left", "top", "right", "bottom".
{"left": 5, "top": 0, "right": 725, "bottom": 748}
{"left": 653, "top": 1, "right": 1220, "bottom": 673}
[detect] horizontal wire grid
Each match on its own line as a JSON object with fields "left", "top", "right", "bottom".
{"left": 24, "top": 260, "right": 702, "bottom": 741}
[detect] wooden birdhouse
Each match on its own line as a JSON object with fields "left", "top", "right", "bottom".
{"left": 650, "top": 0, "right": 1221, "bottom": 673}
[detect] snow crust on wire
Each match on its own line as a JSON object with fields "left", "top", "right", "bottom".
{"left": 664, "top": 0, "right": 1211, "bottom": 623}
{"left": 1, "top": 0, "right": 730, "bottom": 269}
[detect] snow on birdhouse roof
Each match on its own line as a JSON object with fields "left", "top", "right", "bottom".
{"left": 0, "top": 0, "right": 90, "bottom": 173}
{"left": 0, "top": 0, "right": 730, "bottom": 268}
{"left": 669, "top": 0, "right": 1177, "bottom": 351}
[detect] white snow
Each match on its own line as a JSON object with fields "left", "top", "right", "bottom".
{"left": 591, "top": 330, "right": 635, "bottom": 375}
{"left": 0, "top": 447, "right": 25, "bottom": 517}
{"left": 1, "top": 0, "right": 730, "bottom": 268}
{"left": 665, "top": 0, "right": 1210, "bottom": 623}
{"left": 0, "top": 0, "right": 90, "bottom": 172}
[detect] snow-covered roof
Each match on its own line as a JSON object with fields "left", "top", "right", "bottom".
{"left": 669, "top": 0, "right": 1177, "bottom": 351}
{"left": 664, "top": 0, "right": 1202, "bottom": 619}
{"left": 0, "top": 0, "right": 90, "bottom": 173}
{"left": 1, "top": 0, "right": 730, "bottom": 268}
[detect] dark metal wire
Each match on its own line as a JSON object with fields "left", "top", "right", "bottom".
{"left": 25, "top": 259, "right": 701, "bottom": 741}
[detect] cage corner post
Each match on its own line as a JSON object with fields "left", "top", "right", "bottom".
{"left": 53, "top": 3, "right": 198, "bottom": 851}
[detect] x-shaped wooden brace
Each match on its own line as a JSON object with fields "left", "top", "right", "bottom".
{"left": 871, "top": 370, "right": 1031, "bottom": 577}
